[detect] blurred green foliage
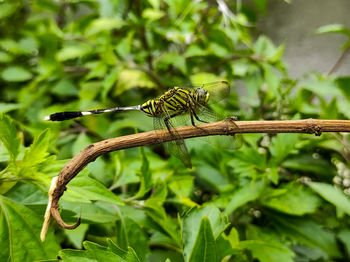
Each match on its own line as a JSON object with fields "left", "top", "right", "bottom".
{"left": 1, "top": 0, "right": 350, "bottom": 261}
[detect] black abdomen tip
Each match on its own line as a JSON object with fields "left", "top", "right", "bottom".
{"left": 48, "top": 111, "right": 83, "bottom": 121}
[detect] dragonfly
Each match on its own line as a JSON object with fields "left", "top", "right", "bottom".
{"left": 45, "top": 81, "right": 240, "bottom": 168}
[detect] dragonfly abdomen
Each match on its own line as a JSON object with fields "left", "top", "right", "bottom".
{"left": 140, "top": 99, "right": 163, "bottom": 117}
{"left": 45, "top": 106, "right": 141, "bottom": 121}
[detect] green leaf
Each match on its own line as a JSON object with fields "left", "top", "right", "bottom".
{"left": 115, "top": 31, "right": 134, "bottom": 59}
{"left": 155, "top": 52, "right": 187, "bottom": 74}
{"left": 72, "top": 133, "right": 91, "bottom": 156}
{"left": 168, "top": 175, "right": 194, "bottom": 198}
{"left": 251, "top": 0, "right": 267, "bottom": 14}
{"left": 263, "top": 63, "right": 280, "bottom": 96}
{"left": 59, "top": 240, "right": 141, "bottom": 262}
{"left": 3, "top": 183, "right": 47, "bottom": 205}
{"left": 0, "top": 103, "right": 22, "bottom": 113}
{"left": 0, "top": 39, "right": 19, "bottom": 54}
{"left": 336, "top": 76, "right": 350, "bottom": 99}
{"left": 228, "top": 146, "right": 267, "bottom": 178}
{"left": 0, "top": 51, "right": 12, "bottom": 63}
{"left": 194, "top": 158, "right": 229, "bottom": 190}
{"left": 320, "top": 97, "right": 338, "bottom": 119}
{"left": 261, "top": 185, "right": 321, "bottom": 215}
{"left": 115, "top": 218, "right": 128, "bottom": 251}
{"left": 315, "top": 24, "right": 350, "bottom": 36}
{"left": 0, "top": 114, "right": 20, "bottom": 161}
{"left": 0, "top": 195, "right": 60, "bottom": 261}
{"left": 56, "top": 43, "right": 93, "bottom": 61}
{"left": 184, "top": 45, "right": 208, "bottom": 57}
{"left": 271, "top": 215, "right": 341, "bottom": 258}
{"left": 224, "top": 180, "right": 266, "bottom": 214}
{"left": 102, "top": 67, "right": 121, "bottom": 101}
{"left": 58, "top": 248, "right": 95, "bottom": 261}
{"left": 190, "top": 73, "right": 224, "bottom": 85}
{"left": 134, "top": 147, "right": 152, "bottom": 198}
{"left": 338, "top": 100, "right": 350, "bottom": 119}
{"left": 107, "top": 239, "right": 141, "bottom": 262}
{"left": 83, "top": 241, "right": 121, "bottom": 261}
{"left": 18, "top": 37, "right": 38, "bottom": 55}
{"left": 182, "top": 205, "right": 228, "bottom": 261}
{"left": 207, "top": 42, "right": 229, "bottom": 57}
{"left": 116, "top": 69, "right": 156, "bottom": 95}
{"left": 64, "top": 172, "right": 124, "bottom": 206}
{"left": 302, "top": 78, "right": 343, "bottom": 97}
{"left": 189, "top": 217, "right": 217, "bottom": 262}
{"left": 142, "top": 8, "right": 165, "bottom": 20}
{"left": 282, "top": 154, "right": 336, "bottom": 177}
{"left": 338, "top": 230, "right": 350, "bottom": 256}
{"left": 308, "top": 182, "right": 350, "bottom": 216}
{"left": 269, "top": 133, "right": 298, "bottom": 164}
{"left": 1, "top": 66, "right": 32, "bottom": 82}
{"left": 22, "top": 129, "right": 50, "bottom": 166}
{"left": 52, "top": 79, "right": 79, "bottom": 96}
{"left": 120, "top": 217, "right": 150, "bottom": 261}
{"left": 147, "top": 0, "right": 160, "bottom": 9}
{"left": 85, "top": 61, "right": 108, "bottom": 80}
{"left": 144, "top": 183, "right": 181, "bottom": 245}
{"left": 72, "top": 133, "right": 109, "bottom": 183}
{"left": 0, "top": 2, "right": 17, "bottom": 19}
{"left": 239, "top": 226, "right": 294, "bottom": 262}
{"left": 64, "top": 224, "right": 89, "bottom": 249}
{"left": 254, "top": 36, "right": 282, "bottom": 61}
{"left": 85, "top": 18, "right": 124, "bottom": 36}
{"left": 215, "top": 228, "right": 240, "bottom": 259}
{"left": 62, "top": 201, "right": 119, "bottom": 224}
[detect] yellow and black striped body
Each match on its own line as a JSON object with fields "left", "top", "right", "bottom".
{"left": 140, "top": 87, "right": 209, "bottom": 117}
{"left": 140, "top": 99, "right": 163, "bottom": 117}
{"left": 159, "top": 87, "right": 193, "bottom": 113}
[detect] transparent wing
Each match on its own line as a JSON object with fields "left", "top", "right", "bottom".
{"left": 154, "top": 109, "right": 192, "bottom": 168}
{"left": 192, "top": 102, "right": 242, "bottom": 150}
{"left": 156, "top": 99, "right": 242, "bottom": 151}
{"left": 182, "top": 81, "right": 230, "bottom": 104}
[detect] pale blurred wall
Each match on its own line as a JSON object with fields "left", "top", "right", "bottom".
{"left": 258, "top": 0, "right": 350, "bottom": 78}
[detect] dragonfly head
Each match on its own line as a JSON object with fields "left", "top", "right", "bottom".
{"left": 195, "top": 88, "right": 210, "bottom": 104}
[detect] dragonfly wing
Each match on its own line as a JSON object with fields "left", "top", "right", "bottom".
{"left": 183, "top": 81, "right": 230, "bottom": 104}
{"left": 193, "top": 103, "right": 242, "bottom": 150}
{"left": 154, "top": 112, "right": 192, "bottom": 168}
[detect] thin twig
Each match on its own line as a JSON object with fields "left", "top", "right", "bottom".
{"left": 41, "top": 118, "right": 350, "bottom": 240}
{"left": 56, "top": 1, "right": 68, "bottom": 28}
{"left": 328, "top": 45, "right": 350, "bottom": 75}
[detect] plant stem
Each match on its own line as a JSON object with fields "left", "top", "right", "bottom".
{"left": 328, "top": 45, "right": 350, "bottom": 75}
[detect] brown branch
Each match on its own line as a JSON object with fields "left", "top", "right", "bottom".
{"left": 41, "top": 118, "right": 350, "bottom": 240}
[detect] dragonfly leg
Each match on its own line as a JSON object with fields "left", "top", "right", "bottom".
{"left": 189, "top": 110, "right": 209, "bottom": 135}
{"left": 192, "top": 109, "right": 208, "bottom": 123}
{"left": 164, "top": 111, "right": 185, "bottom": 133}
{"left": 190, "top": 112, "right": 196, "bottom": 126}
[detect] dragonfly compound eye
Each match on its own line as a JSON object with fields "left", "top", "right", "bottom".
{"left": 196, "top": 88, "right": 209, "bottom": 103}
{"left": 204, "top": 91, "right": 210, "bottom": 103}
